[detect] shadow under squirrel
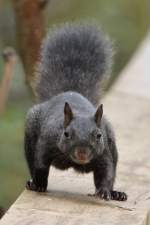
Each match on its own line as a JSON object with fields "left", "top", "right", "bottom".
{"left": 25, "top": 23, "right": 127, "bottom": 201}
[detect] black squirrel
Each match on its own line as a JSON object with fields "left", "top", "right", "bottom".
{"left": 25, "top": 23, "right": 127, "bottom": 201}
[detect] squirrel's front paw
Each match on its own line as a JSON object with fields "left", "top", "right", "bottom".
{"left": 111, "top": 190, "right": 127, "bottom": 201}
{"left": 26, "top": 180, "right": 47, "bottom": 192}
{"left": 95, "top": 187, "right": 111, "bottom": 201}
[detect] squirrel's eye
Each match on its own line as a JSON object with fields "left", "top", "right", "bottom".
{"left": 64, "top": 131, "right": 70, "bottom": 138}
{"left": 96, "top": 133, "right": 101, "bottom": 140}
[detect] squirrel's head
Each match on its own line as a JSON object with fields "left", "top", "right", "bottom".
{"left": 58, "top": 102, "right": 105, "bottom": 165}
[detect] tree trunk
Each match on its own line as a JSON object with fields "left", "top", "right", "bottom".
{"left": 12, "top": 0, "right": 47, "bottom": 95}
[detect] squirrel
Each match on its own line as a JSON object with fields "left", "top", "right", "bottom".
{"left": 25, "top": 23, "right": 127, "bottom": 201}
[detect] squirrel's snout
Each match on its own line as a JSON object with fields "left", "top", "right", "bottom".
{"left": 75, "top": 149, "right": 87, "bottom": 160}
{"left": 71, "top": 147, "right": 92, "bottom": 165}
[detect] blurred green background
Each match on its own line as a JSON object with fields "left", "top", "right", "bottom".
{"left": 0, "top": 0, "right": 150, "bottom": 209}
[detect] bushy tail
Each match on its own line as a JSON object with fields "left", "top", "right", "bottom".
{"left": 36, "top": 22, "right": 113, "bottom": 105}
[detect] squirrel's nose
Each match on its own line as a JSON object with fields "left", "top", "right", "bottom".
{"left": 77, "top": 147, "right": 86, "bottom": 154}
{"left": 74, "top": 147, "right": 91, "bottom": 160}
{"left": 75, "top": 153, "right": 87, "bottom": 161}
{"left": 71, "top": 146, "right": 93, "bottom": 164}
{"left": 76, "top": 152, "right": 86, "bottom": 160}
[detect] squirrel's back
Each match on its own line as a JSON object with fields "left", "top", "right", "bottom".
{"left": 36, "top": 23, "right": 113, "bottom": 105}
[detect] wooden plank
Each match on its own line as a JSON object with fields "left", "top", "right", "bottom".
{"left": 114, "top": 33, "right": 150, "bottom": 99}
{"left": 0, "top": 34, "right": 150, "bottom": 225}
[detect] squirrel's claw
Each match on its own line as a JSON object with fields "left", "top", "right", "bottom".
{"left": 95, "top": 187, "right": 111, "bottom": 201}
{"left": 26, "top": 180, "right": 47, "bottom": 192}
{"left": 89, "top": 189, "right": 127, "bottom": 201}
{"left": 111, "top": 190, "right": 128, "bottom": 201}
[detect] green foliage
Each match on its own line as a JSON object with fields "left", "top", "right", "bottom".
{"left": 0, "top": 101, "right": 30, "bottom": 208}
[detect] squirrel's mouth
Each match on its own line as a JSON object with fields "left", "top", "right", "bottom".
{"left": 70, "top": 147, "right": 93, "bottom": 165}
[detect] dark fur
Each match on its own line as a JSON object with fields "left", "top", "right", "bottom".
{"left": 25, "top": 23, "right": 127, "bottom": 201}
{"left": 36, "top": 23, "right": 113, "bottom": 105}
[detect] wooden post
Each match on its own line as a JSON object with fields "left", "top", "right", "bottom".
{"left": 0, "top": 47, "right": 17, "bottom": 114}
{"left": 12, "top": 0, "right": 49, "bottom": 95}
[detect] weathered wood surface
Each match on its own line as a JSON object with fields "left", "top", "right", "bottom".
{"left": 0, "top": 35, "right": 150, "bottom": 225}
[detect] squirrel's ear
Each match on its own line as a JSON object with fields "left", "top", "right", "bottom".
{"left": 64, "top": 102, "right": 74, "bottom": 128}
{"left": 94, "top": 104, "right": 103, "bottom": 127}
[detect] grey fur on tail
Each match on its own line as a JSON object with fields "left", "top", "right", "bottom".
{"left": 36, "top": 22, "right": 113, "bottom": 105}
